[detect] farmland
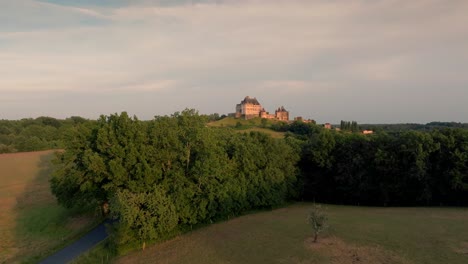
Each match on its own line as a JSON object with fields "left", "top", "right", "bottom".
{"left": 75, "top": 203, "right": 468, "bottom": 264}
{"left": 0, "top": 150, "right": 97, "bottom": 263}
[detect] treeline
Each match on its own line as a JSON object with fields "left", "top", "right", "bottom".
{"left": 360, "top": 122, "right": 468, "bottom": 132}
{"left": 0, "top": 114, "right": 230, "bottom": 154}
{"left": 271, "top": 120, "right": 321, "bottom": 135}
{"left": 340, "top": 120, "right": 359, "bottom": 132}
{"left": 0, "top": 116, "right": 93, "bottom": 153}
{"left": 48, "top": 110, "right": 468, "bottom": 251}
{"left": 51, "top": 110, "right": 299, "bottom": 251}
{"left": 299, "top": 128, "right": 468, "bottom": 206}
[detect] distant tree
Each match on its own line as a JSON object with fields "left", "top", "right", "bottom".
{"left": 68, "top": 116, "right": 88, "bottom": 124}
{"left": 0, "top": 144, "right": 16, "bottom": 153}
{"left": 36, "top": 116, "right": 61, "bottom": 128}
{"left": 261, "top": 118, "right": 268, "bottom": 128}
{"left": 308, "top": 204, "right": 328, "bottom": 243}
{"left": 205, "top": 113, "right": 221, "bottom": 122}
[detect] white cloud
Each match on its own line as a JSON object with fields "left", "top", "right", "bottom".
{"left": 0, "top": 0, "right": 467, "bottom": 121}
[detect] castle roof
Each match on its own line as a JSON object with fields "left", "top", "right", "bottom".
{"left": 276, "top": 106, "right": 288, "bottom": 112}
{"left": 241, "top": 96, "right": 261, "bottom": 105}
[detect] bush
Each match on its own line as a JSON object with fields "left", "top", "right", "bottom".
{"left": 308, "top": 204, "right": 328, "bottom": 242}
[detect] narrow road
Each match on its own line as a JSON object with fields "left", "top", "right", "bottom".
{"left": 39, "top": 223, "right": 108, "bottom": 264}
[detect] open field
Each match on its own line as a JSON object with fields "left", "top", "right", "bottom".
{"left": 208, "top": 117, "right": 286, "bottom": 138}
{"left": 110, "top": 203, "right": 468, "bottom": 264}
{"left": 234, "top": 127, "right": 285, "bottom": 139}
{"left": 208, "top": 117, "right": 283, "bottom": 128}
{"left": 0, "top": 150, "right": 97, "bottom": 263}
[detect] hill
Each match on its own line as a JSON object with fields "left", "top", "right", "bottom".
{"left": 207, "top": 117, "right": 286, "bottom": 138}
{"left": 0, "top": 150, "right": 98, "bottom": 263}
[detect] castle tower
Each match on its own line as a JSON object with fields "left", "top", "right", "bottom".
{"left": 275, "top": 106, "right": 289, "bottom": 121}
{"left": 235, "top": 96, "right": 262, "bottom": 119}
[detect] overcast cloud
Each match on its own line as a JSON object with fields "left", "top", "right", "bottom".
{"left": 1, "top": 0, "right": 467, "bottom": 123}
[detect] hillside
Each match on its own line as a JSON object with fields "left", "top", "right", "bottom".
{"left": 207, "top": 117, "right": 286, "bottom": 138}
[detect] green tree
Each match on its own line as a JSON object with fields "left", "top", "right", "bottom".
{"left": 51, "top": 112, "right": 152, "bottom": 211}
{"left": 308, "top": 204, "right": 328, "bottom": 243}
{"left": 110, "top": 188, "right": 178, "bottom": 250}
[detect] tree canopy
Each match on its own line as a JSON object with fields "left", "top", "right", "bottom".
{"left": 51, "top": 110, "right": 300, "bottom": 250}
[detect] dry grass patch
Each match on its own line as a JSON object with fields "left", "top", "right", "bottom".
{"left": 0, "top": 150, "right": 97, "bottom": 263}
{"left": 454, "top": 242, "right": 468, "bottom": 255}
{"left": 307, "top": 236, "right": 411, "bottom": 264}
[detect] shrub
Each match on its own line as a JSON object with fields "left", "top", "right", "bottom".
{"left": 308, "top": 204, "right": 328, "bottom": 242}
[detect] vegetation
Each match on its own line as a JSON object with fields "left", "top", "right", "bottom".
{"left": 308, "top": 204, "right": 328, "bottom": 243}
{"left": 51, "top": 110, "right": 299, "bottom": 252}
{"left": 207, "top": 116, "right": 284, "bottom": 129}
{"left": 300, "top": 128, "right": 468, "bottom": 206}
{"left": 0, "top": 151, "right": 98, "bottom": 263}
{"left": 78, "top": 203, "right": 468, "bottom": 264}
{"left": 340, "top": 120, "right": 359, "bottom": 132}
{"left": 360, "top": 122, "right": 468, "bottom": 132}
{"left": 0, "top": 116, "right": 95, "bottom": 153}
{"left": 4, "top": 111, "right": 468, "bottom": 261}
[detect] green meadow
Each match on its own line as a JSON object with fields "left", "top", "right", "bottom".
{"left": 77, "top": 203, "right": 468, "bottom": 264}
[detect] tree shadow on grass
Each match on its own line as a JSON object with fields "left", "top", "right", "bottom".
{"left": 11, "top": 151, "right": 97, "bottom": 263}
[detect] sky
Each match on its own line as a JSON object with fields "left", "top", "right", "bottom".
{"left": 1, "top": 0, "right": 467, "bottom": 123}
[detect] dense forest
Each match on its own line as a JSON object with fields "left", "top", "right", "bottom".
{"left": 0, "top": 116, "right": 92, "bottom": 153}
{"left": 298, "top": 127, "right": 468, "bottom": 206}
{"left": 50, "top": 110, "right": 299, "bottom": 251}
{"left": 1, "top": 112, "right": 467, "bottom": 250}
{"left": 360, "top": 122, "right": 468, "bottom": 132}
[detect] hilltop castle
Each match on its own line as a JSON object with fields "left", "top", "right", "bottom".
{"left": 234, "top": 96, "right": 289, "bottom": 121}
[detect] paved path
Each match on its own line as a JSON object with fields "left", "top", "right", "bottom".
{"left": 39, "top": 223, "right": 108, "bottom": 264}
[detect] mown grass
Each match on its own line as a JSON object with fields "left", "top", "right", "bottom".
{"left": 0, "top": 150, "right": 98, "bottom": 263}
{"left": 86, "top": 203, "right": 468, "bottom": 264}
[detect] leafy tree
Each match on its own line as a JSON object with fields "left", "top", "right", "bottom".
{"left": 110, "top": 188, "right": 178, "bottom": 250}
{"left": 51, "top": 112, "right": 151, "bottom": 211}
{"left": 308, "top": 204, "right": 328, "bottom": 243}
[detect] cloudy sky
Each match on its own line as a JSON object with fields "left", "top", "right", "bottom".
{"left": 1, "top": 0, "right": 467, "bottom": 123}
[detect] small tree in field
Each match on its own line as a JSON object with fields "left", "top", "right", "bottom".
{"left": 308, "top": 204, "right": 328, "bottom": 243}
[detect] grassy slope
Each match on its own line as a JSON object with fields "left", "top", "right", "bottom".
{"left": 112, "top": 203, "right": 468, "bottom": 264}
{"left": 207, "top": 117, "right": 286, "bottom": 139}
{"left": 0, "top": 150, "right": 97, "bottom": 263}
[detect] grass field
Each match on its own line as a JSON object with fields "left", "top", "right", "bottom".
{"left": 208, "top": 117, "right": 286, "bottom": 139}
{"left": 107, "top": 203, "right": 468, "bottom": 264}
{"left": 0, "top": 150, "right": 97, "bottom": 263}
{"left": 208, "top": 117, "right": 283, "bottom": 128}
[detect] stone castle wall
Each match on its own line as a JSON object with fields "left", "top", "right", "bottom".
{"left": 235, "top": 96, "right": 289, "bottom": 121}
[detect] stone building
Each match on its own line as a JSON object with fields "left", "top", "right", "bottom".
{"left": 275, "top": 106, "right": 289, "bottom": 121}
{"left": 235, "top": 96, "right": 262, "bottom": 119}
{"left": 260, "top": 108, "right": 275, "bottom": 119}
{"left": 235, "top": 96, "right": 289, "bottom": 121}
